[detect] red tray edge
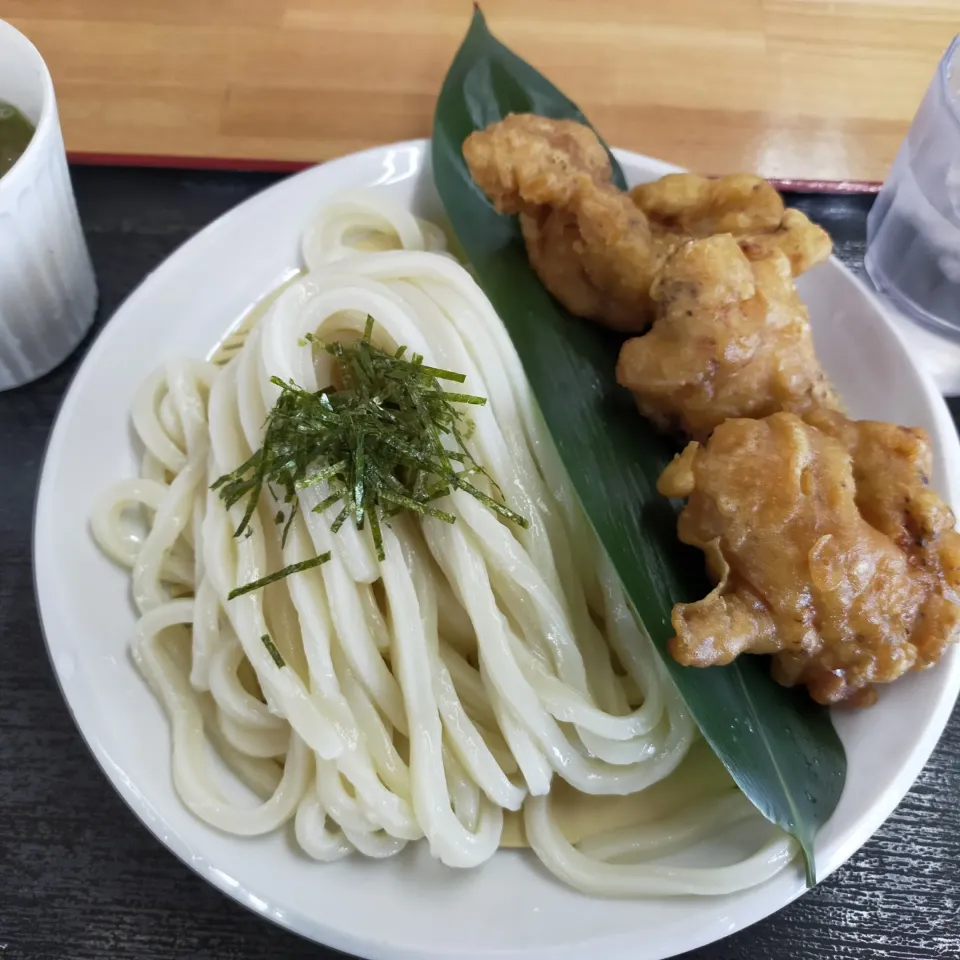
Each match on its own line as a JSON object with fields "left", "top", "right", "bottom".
{"left": 66, "top": 151, "right": 883, "bottom": 194}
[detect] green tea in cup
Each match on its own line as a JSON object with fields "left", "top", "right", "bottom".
{"left": 0, "top": 99, "right": 35, "bottom": 177}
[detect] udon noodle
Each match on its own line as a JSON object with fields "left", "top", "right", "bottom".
{"left": 91, "top": 191, "right": 795, "bottom": 896}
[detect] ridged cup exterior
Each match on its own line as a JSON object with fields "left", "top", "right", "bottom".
{"left": 0, "top": 101, "right": 97, "bottom": 390}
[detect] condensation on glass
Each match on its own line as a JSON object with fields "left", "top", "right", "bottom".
{"left": 866, "top": 36, "right": 960, "bottom": 339}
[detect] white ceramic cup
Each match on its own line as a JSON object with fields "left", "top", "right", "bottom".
{"left": 0, "top": 19, "right": 97, "bottom": 390}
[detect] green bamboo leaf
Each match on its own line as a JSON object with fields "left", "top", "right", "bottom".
{"left": 432, "top": 5, "right": 846, "bottom": 886}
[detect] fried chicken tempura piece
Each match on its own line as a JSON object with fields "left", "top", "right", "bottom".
{"left": 462, "top": 114, "right": 612, "bottom": 211}
{"left": 631, "top": 173, "right": 784, "bottom": 237}
{"left": 616, "top": 235, "right": 838, "bottom": 441}
{"left": 464, "top": 116, "right": 831, "bottom": 332}
{"left": 658, "top": 413, "right": 960, "bottom": 706}
{"left": 519, "top": 200, "right": 665, "bottom": 332}
{"left": 738, "top": 208, "right": 833, "bottom": 276}
{"left": 804, "top": 408, "right": 960, "bottom": 673}
{"left": 464, "top": 114, "right": 662, "bottom": 331}
{"left": 631, "top": 175, "right": 832, "bottom": 276}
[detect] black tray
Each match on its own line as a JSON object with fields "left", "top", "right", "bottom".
{"left": 2, "top": 167, "right": 958, "bottom": 960}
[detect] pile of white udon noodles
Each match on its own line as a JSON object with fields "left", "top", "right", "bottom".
{"left": 91, "top": 191, "right": 795, "bottom": 898}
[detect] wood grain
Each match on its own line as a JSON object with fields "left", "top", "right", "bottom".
{"left": 2, "top": 0, "right": 957, "bottom": 182}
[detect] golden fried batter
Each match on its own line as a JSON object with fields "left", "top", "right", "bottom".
{"left": 738, "top": 208, "right": 833, "bottom": 276}
{"left": 631, "top": 173, "right": 784, "bottom": 237}
{"left": 804, "top": 409, "right": 960, "bottom": 674}
{"left": 464, "top": 116, "right": 831, "bottom": 333}
{"left": 657, "top": 413, "right": 960, "bottom": 706}
{"left": 518, "top": 208, "right": 651, "bottom": 332}
{"left": 616, "top": 235, "right": 838, "bottom": 441}
{"left": 518, "top": 197, "right": 666, "bottom": 332}
{"left": 464, "top": 114, "right": 663, "bottom": 331}
{"left": 631, "top": 174, "right": 832, "bottom": 276}
{"left": 463, "top": 113, "right": 612, "bottom": 212}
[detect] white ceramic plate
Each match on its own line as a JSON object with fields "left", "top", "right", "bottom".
{"left": 34, "top": 141, "right": 960, "bottom": 960}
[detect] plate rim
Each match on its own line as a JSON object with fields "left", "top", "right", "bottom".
{"left": 32, "top": 138, "right": 960, "bottom": 960}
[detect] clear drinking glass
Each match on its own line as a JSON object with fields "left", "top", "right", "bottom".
{"left": 866, "top": 35, "right": 960, "bottom": 340}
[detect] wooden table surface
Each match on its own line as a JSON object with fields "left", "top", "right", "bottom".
{"left": 4, "top": 0, "right": 958, "bottom": 185}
